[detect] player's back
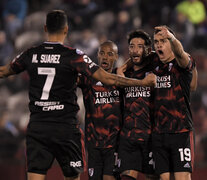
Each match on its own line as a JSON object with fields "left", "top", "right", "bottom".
{"left": 11, "top": 42, "right": 98, "bottom": 124}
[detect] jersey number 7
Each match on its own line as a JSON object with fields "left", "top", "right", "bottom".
{"left": 38, "top": 67, "right": 56, "bottom": 100}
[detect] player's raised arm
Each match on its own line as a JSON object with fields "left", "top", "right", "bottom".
{"left": 0, "top": 63, "right": 16, "bottom": 78}
{"left": 92, "top": 67, "right": 156, "bottom": 87}
{"left": 191, "top": 67, "right": 198, "bottom": 92}
{"left": 154, "top": 26, "right": 190, "bottom": 68}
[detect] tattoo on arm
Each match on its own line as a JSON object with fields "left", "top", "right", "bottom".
{"left": 114, "top": 75, "right": 141, "bottom": 87}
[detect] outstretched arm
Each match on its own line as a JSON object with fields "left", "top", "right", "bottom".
{"left": 190, "top": 67, "right": 198, "bottom": 91}
{"left": 155, "top": 26, "right": 190, "bottom": 68}
{"left": 92, "top": 67, "right": 156, "bottom": 87}
{"left": 0, "top": 63, "right": 16, "bottom": 78}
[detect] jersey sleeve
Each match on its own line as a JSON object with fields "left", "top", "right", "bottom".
{"left": 10, "top": 50, "right": 29, "bottom": 74}
{"left": 70, "top": 49, "right": 99, "bottom": 77}
{"left": 78, "top": 73, "right": 87, "bottom": 88}
{"left": 189, "top": 56, "right": 196, "bottom": 70}
{"left": 183, "top": 55, "right": 196, "bottom": 72}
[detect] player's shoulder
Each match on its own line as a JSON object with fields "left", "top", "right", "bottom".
{"left": 15, "top": 44, "right": 40, "bottom": 58}
{"left": 148, "top": 51, "right": 159, "bottom": 59}
{"left": 62, "top": 45, "right": 84, "bottom": 55}
{"left": 22, "top": 43, "right": 47, "bottom": 55}
{"left": 29, "top": 42, "right": 46, "bottom": 51}
{"left": 146, "top": 51, "right": 160, "bottom": 67}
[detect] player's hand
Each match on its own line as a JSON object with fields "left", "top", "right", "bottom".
{"left": 117, "top": 62, "right": 128, "bottom": 77}
{"left": 155, "top": 26, "right": 175, "bottom": 41}
{"left": 142, "top": 73, "right": 157, "bottom": 87}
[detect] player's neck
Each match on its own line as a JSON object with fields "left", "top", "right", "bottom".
{"left": 133, "top": 63, "right": 145, "bottom": 71}
{"left": 161, "top": 54, "right": 175, "bottom": 64}
{"left": 47, "top": 34, "right": 65, "bottom": 44}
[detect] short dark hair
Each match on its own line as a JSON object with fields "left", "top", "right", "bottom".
{"left": 46, "top": 10, "right": 68, "bottom": 34}
{"left": 127, "top": 30, "right": 152, "bottom": 46}
{"left": 99, "top": 40, "right": 118, "bottom": 54}
{"left": 154, "top": 25, "right": 175, "bottom": 36}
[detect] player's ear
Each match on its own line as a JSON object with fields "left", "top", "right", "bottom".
{"left": 115, "top": 53, "right": 118, "bottom": 61}
{"left": 144, "top": 46, "right": 151, "bottom": 57}
{"left": 44, "top": 25, "right": 48, "bottom": 33}
{"left": 63, "top": 25, "right": 68, "bottom": 35}
{"left": 147, "top": 47, "right": 152, "bottom": 55}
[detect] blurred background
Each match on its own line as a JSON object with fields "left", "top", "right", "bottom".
{"left": 0, "top": 0, "right": 207, "bottom": 179}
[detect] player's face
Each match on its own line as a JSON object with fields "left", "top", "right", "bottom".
{"left": 98, "top": 44, "right": 118, "bottom": 72}
{"left": 128, "top": 38, "right": 146, "bottom": 66}
{"left": 154, "top": 33, "right": 174, "bottom": 63}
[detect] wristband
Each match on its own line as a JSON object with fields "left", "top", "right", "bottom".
{"left": 168, "top": 35, "right": 176, "bottom": 42}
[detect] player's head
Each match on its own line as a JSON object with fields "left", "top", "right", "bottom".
{"left": 153, "top": 25, "right": 175, "bottom": 63}
{"left": 127, "top": 30, "right": 152, "bottom": 66}
{"left": 45, "top": 10, "right": 68, "bottom": 35}
{"left": 97, "top": 40, "right": 118, "bottom": 72}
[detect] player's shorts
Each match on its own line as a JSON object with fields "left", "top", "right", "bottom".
{"left": 87, "top": 145, "right": 116, "bottom": 180}
{"left": 118, "top": 135, "right": 155, "bottom": 175}
{"left": 152, "top": 131, "right": 194, "bottom": 175}
{"left": 26, "top": 121, "right": 86, "bottom": 177}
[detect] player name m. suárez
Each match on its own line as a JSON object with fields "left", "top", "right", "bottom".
{"left": 32, "top": 54, "right": 60, "bottom": 64}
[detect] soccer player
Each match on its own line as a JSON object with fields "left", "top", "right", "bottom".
{"left": 78, "top": 40, "right": 122, "bottom": 180}
{"left": 151, "top": 25, "right": 196, "bottom": 180}
{"left": 117, "top": 30, "right": 159, "bottom": 180}
{"left": 0, "top": 10, "right": 156, "bottom": 180}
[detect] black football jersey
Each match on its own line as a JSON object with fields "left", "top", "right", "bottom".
{"left": 78, "top": 73, "right": 122, "bottom": 148}
{"left": 151, "top": 53, "right": 195, "bottom": 133}
{"left": 121, "top": 65, "right": 153, "bottom": 142}
{"left": 10, "top": 42, "right": 99, "bottom": 124}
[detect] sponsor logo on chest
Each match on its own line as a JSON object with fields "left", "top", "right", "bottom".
{"left": 94, "top": 90, "right": 120, "bottom": 104}
{"left": 124, "top": 86, "right": 151, "bottom": 98}
{"left": 155, "top": 75, "right": 171, "bottom": 88}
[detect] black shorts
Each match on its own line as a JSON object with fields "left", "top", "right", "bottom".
{"left": 26, "top": 121, "right": 86, "bottom": 177}
{"left": 152, "top": 131, "right": 194, "bottom": 175}
{"left": 118, "top": 135, "right": 155, "bottom": 175}
{"left": 87, "top": 146, "right": 116, "bottom": 180}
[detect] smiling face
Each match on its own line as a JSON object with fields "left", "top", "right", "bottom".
{"left": 154, "top": 33, "right": 174, "bottom": 63}
{"left": 97, "top": 42, "right": 118, "bottom": 72}
{"left": 129, "top": 37, "right": 146, "bottom": 66}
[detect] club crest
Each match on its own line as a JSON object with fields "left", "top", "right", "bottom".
{"left": 88, "top": 168, "right": 94, "bottom": 177}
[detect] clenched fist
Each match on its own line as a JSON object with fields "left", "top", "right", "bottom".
{"left": 142, "top": 73, "right": 157, "bottom": 87}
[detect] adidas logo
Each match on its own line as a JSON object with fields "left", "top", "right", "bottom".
{"left": 184, "top": 162, "right": 191, "bottom": 168}
{"left": 155, "top": 66, "right": 159, "bottom": 71}
{"left": 96, "top": 81, "right": 103, "bottom": 86}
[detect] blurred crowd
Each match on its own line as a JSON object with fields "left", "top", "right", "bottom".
{"left": 0, "top": 0, "right": 207, "bottom": 169}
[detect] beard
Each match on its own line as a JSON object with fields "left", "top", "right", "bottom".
{"left": 131, "top": 54, "right": 145, "bottom": 66}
